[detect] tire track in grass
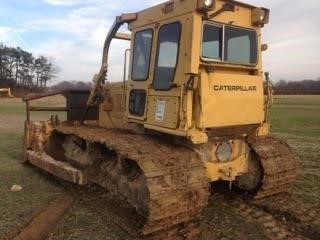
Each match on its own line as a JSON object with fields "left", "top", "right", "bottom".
{"left": 213, "top": 193, "right": 308, "bottom": 240}
{"left": 11, "top": 194, "right": 75, "bottom": 240}
{"left": 253, "top": 193, "right": 320, "bottom": 240}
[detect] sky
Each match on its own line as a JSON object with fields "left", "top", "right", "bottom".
{"left": 0, "top": 0, "right": 319, "bottom": 83}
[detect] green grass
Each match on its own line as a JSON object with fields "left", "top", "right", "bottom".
{"left": 269, "top": 95, "right": 320, "bottom": 139}
{"left": 0, "top": 98, "right": 26, "bottom": 116}
{"left": 0, "top": 97, "right": 66, "bottom": 236}
{"left": 269, "top": 95, "right": 320, "bottom": 205}
{"left": 273, "top": 95, "right": 320, "bottom": 107}
{"left": 0, "top": 104, "right": 26, "bottom": 114}
{"left": 47, "top": 200, "right": 133, "bottom": 240}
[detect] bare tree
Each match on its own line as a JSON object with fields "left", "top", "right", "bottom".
{"left": 1, "top": 43, "right": 60, "bottom": 91}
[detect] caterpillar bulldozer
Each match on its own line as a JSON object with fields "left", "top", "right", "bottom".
{"left": 23, "top": 0, "right": 298, "bottom": 238}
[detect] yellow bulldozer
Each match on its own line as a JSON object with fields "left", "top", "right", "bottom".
{"left": 23, "top": 0, "right": 297, "bottom": 238}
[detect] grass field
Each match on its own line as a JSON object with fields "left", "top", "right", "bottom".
{"left": 0, "top": 97, "right": 66, "bottom": 237}
{"left": 269, "top": 96, "right": 320, "bottom": 206}
{"left": 0, "top": 95, "right": 319, "bottom": 239}
{"left": 270, "top": 95, "right": 320, "bottom": 140}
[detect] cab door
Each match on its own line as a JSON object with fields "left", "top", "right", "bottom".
{"left": 126, "top": 28, "right": 153, "bottom": 121}
{"left": 127, "top": 21, "right": 182, "bottom": 130}
{"left": 146, "top": 21, "right": 182, "bottom": 129}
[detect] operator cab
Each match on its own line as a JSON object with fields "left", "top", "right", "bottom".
{"left": 123, "top": 0, "right": 269, "bottom": 143}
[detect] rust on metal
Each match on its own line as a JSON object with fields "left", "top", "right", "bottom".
{"left": 23, "top": 90, "right": 98, "bottom": 123}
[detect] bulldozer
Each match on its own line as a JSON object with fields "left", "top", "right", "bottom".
{"left": 23, "top": 0, "right": 298, "bottom": 238}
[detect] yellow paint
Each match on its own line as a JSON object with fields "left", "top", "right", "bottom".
{"left": 98, "top": 0, "right": 270, "bottom": 179}
{"left": 205, "top": 154, "right": 249, "bottom": 181}
{"left": 197, "top": 72, "right": 264, "bottom": 128}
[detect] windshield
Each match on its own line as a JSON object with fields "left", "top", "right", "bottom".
{"left": 202, "top": 23, "right": 257, "bottom": 65}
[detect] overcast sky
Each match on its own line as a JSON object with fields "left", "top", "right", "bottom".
{"left": 0, "top": 0, "right": 319, "bottom": 83}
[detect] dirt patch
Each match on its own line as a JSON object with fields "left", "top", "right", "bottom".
{"left": 253, "top": 192, "right": 320, "bottom": 240}
{"left": 11, "top": 194, "right": 74, "bottom": 240}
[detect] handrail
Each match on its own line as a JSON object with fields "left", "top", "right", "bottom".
{"left": 23, "top": 91, "right": 67, "bottom": 124}
{"left": 83, "top": 13, "right": 137, "bottom": 124}
{"left": 87, "top": 13, "right": 137, "bottom": 107}
{"left": 23, "top": 90, "right": 65, "bottom": 102}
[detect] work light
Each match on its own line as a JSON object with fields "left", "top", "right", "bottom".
{"left": 204, "top": 0, "right": 214, "bottom": 7}
{"left": 251, "top": 7, "right": 270, "bottom": 26}
{"left": 197, "top": 0, "right": 215, "bottom": 11}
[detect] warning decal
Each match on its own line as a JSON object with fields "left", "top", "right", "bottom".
{"left": 155, "top": 100, "right": 165, "bottom": 122}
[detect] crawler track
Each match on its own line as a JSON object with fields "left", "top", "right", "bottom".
{"left": 24, "top": 121, "right": 300, "bottom": 239}
{"left": 248, "top": 136, "right": 298, "bottom": 199}
{"left": 54, "top": 125, "right": 209, "bottom": 239}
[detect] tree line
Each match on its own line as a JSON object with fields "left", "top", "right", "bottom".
{"left": 0, "top": 43, "right": 59, "bottom": 91}
{"left": 51, "top": 78, "right": 319, "bottom": 95}
{"left": 273, "top": 79, "right": 320, "bottom": 95}
{"left": 1, "top": 43, "right": 319, "bottom": 95}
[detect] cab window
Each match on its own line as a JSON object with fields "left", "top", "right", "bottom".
{"left": 153, "top": 22, "right": 181, "bottom": 90}
{"left": 128, "top": 89, "right": 146, "bottom": 116}
{"left": 202, "top": 23, "right": 257, "bottom": 65}
{"left": 131, "top": 29, "right": 153, "bottom": 81}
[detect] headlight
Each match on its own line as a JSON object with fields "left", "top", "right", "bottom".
{"left": 197, "top": 0, "right": 215, "bottom": 11}
{"left": 215, "top": 141, "right": 232, "bottom": 162}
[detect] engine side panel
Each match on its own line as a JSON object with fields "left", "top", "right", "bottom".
{"left": 195, "top": 72, "right": 264, "bottom": 129}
